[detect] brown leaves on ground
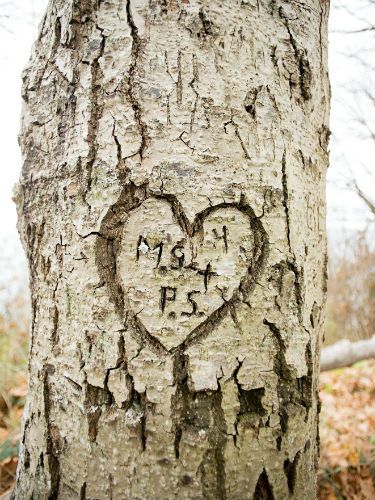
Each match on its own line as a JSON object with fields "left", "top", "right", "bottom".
{"left": 0, "top": 294, "right": 29, "bottom": 497}
{"left": 0, "top": 375, "right": 27, "bottom": 497}
{"left": 319, "top": 465, "right": 375, "bottom": 500}
{"left": 319, "top": 360, "right": 375, "bottom": 499}
{"left": 0, "top": 373, "right": 27, "bottom": 499}
{"left": 0, "top": 457, "right": 17, "bottom": 499}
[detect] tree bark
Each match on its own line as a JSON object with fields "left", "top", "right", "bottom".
{"left": 13, "top": 1, "right": 330, "bottom": 498}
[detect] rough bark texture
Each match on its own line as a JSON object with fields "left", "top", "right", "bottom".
{"left": 13, "top": 0, "right": 330, "bottom": 498}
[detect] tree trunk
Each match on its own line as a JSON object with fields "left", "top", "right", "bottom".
{"left": 13, "top": 1, "right": 330, "bottom": 498}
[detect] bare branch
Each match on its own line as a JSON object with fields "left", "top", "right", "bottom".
{"left": 350, "top": 179, "right": 375, "bottom": 217}
{"left": 332, "top": 26, "right": 375, "bottom": 34}
{"left": 321, "top": 336, "right": 375, "bottom": 371}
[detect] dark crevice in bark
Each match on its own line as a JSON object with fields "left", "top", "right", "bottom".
{"left": 239, "top": 388, "right": 266, "bottom": 416}
{"left": 129, "top": 385, "right": 148, "bottom": 452}
{"left": 198, "top": 8, "right": 213, "bottom": 38}
{"left": 244, "top": 86, "right": 261, "bottom": 119}
{"left": 253, "top": 469, "right": 274, "bottom": 500}
{"left": 281, "top": 148, "right": 291, "bottom": 254}
{"left": 95, "top": 181, "right": 148, "bottom": 320}
{"left": 287, "top": 261, "right": 304, "bottom": 323}
{"left": 112, "top": 123, "right": 129, "bottom": 185}
{"left": 171, "top": 353, "right": 227, "bottom": 498}
{"left": 80, "top": 482, "right": 87, "bottom": 500}
{"left": 64, "top": 375, "right": 82, "bottom": 392}
{"left": 72, "top": 0, "right": 100, "bottom": 24}
{"left": 319, "top": 124, "right": 331, "bottom": 153}
{"left": 85, "top": 25, "right": 106, "bottom": 203}
{"left": 303, "top": 340, "right": 313, "bottom": 410}
{"left": 276, "top": 435, "right": 282, "bottom": 451}
{"left": 118, "top": 368, "right": 150, "bottom": 452}
{"left": 189, "top": 53, "right": 199, "bottom": 132}
{"left": 23, "top": 447, "right": 30, "bottom": 472}
{"left": 212, "top": 390, "right": 227, "bottom": 500}
{"left": 270, "top": 44, "right": 279, "bottom": 75}
{"left": 284, "top": 450, "right": 301, "bottom": 495}
{"left": 51, "top": 304, "right": 59, "bottom": 346}
{"left": 27, "top": 220, "right": 46, "bottom": 278}
{"left": 264, "top": 320, "right": 313, "bottom": 438}
{"left": 232, "top": 359, "right": 267, "bottom": 432}
{"left": 42, "top": 368, "right": 61, "bottom": 500}
{"left": 126, "top": 0, "right": 149, "bottom": 159}
{"left": 287, "top": 27, "right": 312, "bottom": 101}
{"left": 51, "top": 17, "right": 61, "bottom": 58}
{"left": 102, "top": 333, "right": 132, "bottom": 409}
{"left": 231, "top": 358, "right": 243, "bottom": 446}
{"left": 60, "top": 481, "right": 82, "bottom": 497}
{"left": 116, "top": 333, "right": 126, "bottom": 366}
{"left": 224, "top": 111, "right": 251, "bottom": 160}
{"left": 178, "top": 6, "right": 215, "bottom": 40}
{"left": 108, "top": 473, "right": 114, "bottom": 500}
{"left": 29, "top": 297, "right": 38, "bottom": 363}
{"left": 278, "top": 7, "right": 312, "bottom": 102}
{"left": 197, "top": 390, "right": 227, "bottom": 500}
{"left": 178, "top": 129, "right": 197, "bottom": 152}
{"left": 83, "top": 382, "right": 110, "bottom": 443}
{"left": 171, "top": 352, "right": 189, "bottom": 460}
{"left": 269, "top": 0, "right": 277, "bottom": 16}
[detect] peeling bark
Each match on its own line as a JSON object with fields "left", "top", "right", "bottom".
{"left": 14, "top": 0, "right": 330, "bottom": 498}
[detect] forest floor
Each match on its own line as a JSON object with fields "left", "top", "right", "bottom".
{"left": 1, "top": 337, "right": 374, "bottom": 499}
{"left": 318, "top": 360, "right": 375, "bottom": 499}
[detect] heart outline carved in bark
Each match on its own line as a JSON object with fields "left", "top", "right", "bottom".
{"left": 109, "top": 193, "right": 268, "bottom": 353}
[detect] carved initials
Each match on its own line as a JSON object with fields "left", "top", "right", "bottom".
{"left": 115, "top": 196, "right": 267, "bottom": 351}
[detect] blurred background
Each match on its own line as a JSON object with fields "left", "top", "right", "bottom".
{"left": 0, "top": 1, "right": 374, "bottom": 498}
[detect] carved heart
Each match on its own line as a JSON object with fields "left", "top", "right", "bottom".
{"left": 117, "top": 196, "right": 266, "bottom": 351}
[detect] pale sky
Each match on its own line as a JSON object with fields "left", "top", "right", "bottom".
{"left": 328, "top": 0, "right": 375, "bottom": 240}
{"left": 0, "top": 0, "right": 47, "bottom": 297}
{"left": 0, "top": 0, "right": 373, "bottom": 289}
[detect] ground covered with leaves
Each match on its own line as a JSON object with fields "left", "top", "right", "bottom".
{"left": 1, "top": 334, "right": 374, "bottom": 498}
{"left": 319, "top": 360, "right": 375, "bottom": 499}
{"left": 0, "top": 295, "right": 28, "bottom": 499}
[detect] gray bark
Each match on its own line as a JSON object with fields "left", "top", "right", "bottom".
{"left": 13, "top": 0, "right": 330, "bottom": 498}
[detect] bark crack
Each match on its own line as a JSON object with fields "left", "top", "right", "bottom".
{"left": 279, "top": 7, "right": 312, "bottom": 102}
{"left": 126, "top": 0, "right": 149, "bottom": 160}
{"left": 189, "top": 54, "right": 199, "bottom": 132}
{"left": 85, "top": 25, "right": 106, "bottom": 204}
{"left": 42, "top": 368, "right": 61, "bottom": 499}
{"left": 171, "top": 353, "right": 227, "bottom": 498}
{"left": 224, "top": 111, "right": 251, "bottom": 160}
{"left": 264, "top": 319, "right": 313, "bottom": 439}
{"left": 253, "top": 469, "right": 274, "bottom": 500}
{"left": 284, "top": 450, "right": 301, "bottom": 495}
{"left": 281, "top": 148, "right": 291, "bottom": 254}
